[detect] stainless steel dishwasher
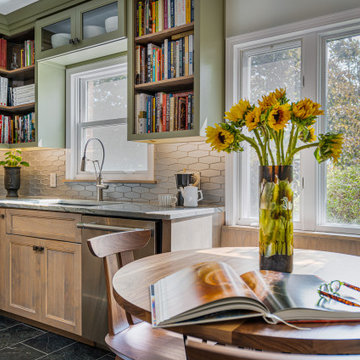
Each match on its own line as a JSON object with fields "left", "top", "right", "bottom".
{"left": 78, "top": 215, "right": 160, "bottom": 346}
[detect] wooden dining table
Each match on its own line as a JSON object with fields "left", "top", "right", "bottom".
{"left": 112, "top": 247, "right": 360, "bottom": 355}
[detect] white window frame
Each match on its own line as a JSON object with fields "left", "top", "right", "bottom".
{"left": 226, "top": 7, "right": 360, "bottom": 235}
{"left": 66, "top": 56, "right": 154, "bottom": 182}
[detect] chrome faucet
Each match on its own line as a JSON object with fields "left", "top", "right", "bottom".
{"left": 80, "top": 137, "right": 109, "bottom": 201}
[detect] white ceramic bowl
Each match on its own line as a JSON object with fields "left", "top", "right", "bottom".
{"left": 83, "top": 25, "right": 106, "bottom": 39}
{"left": 51, "top": 33, "right": 71, "bottom": 48}
{"left": 105, "top": 16, "right": 118, "bottom": 33}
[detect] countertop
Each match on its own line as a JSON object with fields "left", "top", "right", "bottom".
{"left": 0, "top": 197, "right": 224, "bottom": 220}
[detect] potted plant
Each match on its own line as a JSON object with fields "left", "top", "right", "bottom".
{"left": 206, "top": 88, "right": 343, "bottom": 273}
{"left": 0, "top": 149, "right": 29, "bottom": 197}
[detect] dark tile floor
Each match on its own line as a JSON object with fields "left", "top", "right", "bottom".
{"left": 0, "top": 315, "right": 116, "bottom": 360}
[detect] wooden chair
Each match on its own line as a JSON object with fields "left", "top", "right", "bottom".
{"left": 185, "top": 339, "right": 360, "bottom": 360}
{"left": 87, "top": 230, "right": 186, "bottom": 360}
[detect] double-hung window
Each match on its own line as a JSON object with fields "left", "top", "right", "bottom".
{"left": 66, "top": 56, "right": 154, "bottom": 181}
{"left": 226, "top": 10, "right": 360, "bottom": 235}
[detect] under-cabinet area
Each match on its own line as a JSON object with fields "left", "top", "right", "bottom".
{"left": 0, "top": 205, "right": 223, "bottom": 345}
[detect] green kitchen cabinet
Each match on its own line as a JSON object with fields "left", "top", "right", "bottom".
{"left": 35, "top": 0, "right": 126, "bottom": 60}
{"left": 127, "top": 0, "right": 224, "bottom": 143}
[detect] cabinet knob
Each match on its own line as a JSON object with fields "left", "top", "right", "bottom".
{"left": 73, "top": 37, "right": 80, "bottom": 45}
{"left": 0, "top": 214, "right": 4, "bottom": 219}
{"left": 38, "top": 246, "right": 45, "bottom": 252}
{"left": 69, "top": 38, "right": 75, "bottom": 45}
{"left": 33, "top": 245, "right": 39, "bottom": 251}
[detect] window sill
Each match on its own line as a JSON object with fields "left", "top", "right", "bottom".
{"left": 63, "top": 179, "right": 157, "bottom": 184}
{"left": 223, "top": 225, "right": 360, "bottom": 242}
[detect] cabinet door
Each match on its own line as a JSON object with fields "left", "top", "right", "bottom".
{"left": 5, "top": 235, "right": 42, "bottom": 321}
{"left": 35, "top": 9, "right": 77, "bottom": 60}
{"left": 41, "top": 239, "right": 82, "bottom": 335}
{"left": 76, "top": 0, "right": 125, "bottom": 47}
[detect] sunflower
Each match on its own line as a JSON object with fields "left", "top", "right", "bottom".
{"left": 224, "top": 99, "right": 251, "bottom": 124}
{"left": 245, "top": 107, "right": 261, "bottom": 131}
{"left": 267, "top": 104, "right": 291, "bottom": 131}
{"left": 258, "top": 93, "right": 278, "bottom": 112}
{"left": 273, "top": 88, "right": 286, "bottom": 100}
{"left": 314, "top": 133, "right": 344, "bottom": 164}
{"left": 299, "top": 126, "right": 316, "bottom": 143}
{"left": 206, "top": 124, "right": 234, "bottom": 152}
{"left": 292, "top": 98, "right": 324, "bottom": 120}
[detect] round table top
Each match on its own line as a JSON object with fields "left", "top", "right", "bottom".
{"left": 113, "top": 247, "right": 360, "bottom": 354}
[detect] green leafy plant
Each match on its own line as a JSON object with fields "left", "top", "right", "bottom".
{"left": 0, "top": 149, "right": 29, "bottom": 167}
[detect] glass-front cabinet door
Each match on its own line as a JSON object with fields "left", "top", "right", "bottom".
{"left": 35, "top": 0, "right": 125, "bottom": 60}
{"left": 77, "top": 0, "right": 125, "bottom": 46}
{"left": 35, "top": 9, "right": 76, "bottom": 59}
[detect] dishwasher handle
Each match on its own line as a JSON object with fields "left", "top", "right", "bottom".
{"left": 77, "top": 222, "right": 147, "bottom": 233}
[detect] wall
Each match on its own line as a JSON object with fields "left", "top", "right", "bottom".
{"left": 0, "top": 142, "right": 225, "bottom": 205}
{"left": 225, "top": 0, "right": 360, "bottom": 37}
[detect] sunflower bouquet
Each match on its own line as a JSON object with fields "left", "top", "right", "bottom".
{"left": 206, "top": 89, "right": 344, "bottom": 272}
{"left": 206, "top": 88, "right": 343, "bottom": 166}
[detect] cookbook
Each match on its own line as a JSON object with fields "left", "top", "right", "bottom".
{"left": 150, "top": 261, "right": 360, "bottom": 328}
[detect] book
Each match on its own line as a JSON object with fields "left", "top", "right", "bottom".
{"left": 150, "top": 261, "right": 360, "bottom": 328}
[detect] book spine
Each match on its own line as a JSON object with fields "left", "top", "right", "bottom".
{"left": 189, "top": 34, "right": 193, "bottom": 75}
{"left": 184, "top": 36, "right": 189, "bottom": 76}
{"left": 163, "top": 39, "right": 168, "bottom": 79}
{"left": 170, "top": 0, "right": 175, "bottom": 28}
{"left": 175, "top": 40, "right": 180, "bottom": 78}
{"left": 186, "top": 0, "right": 190, "bottom": 23}
{"left": 138, "top": 1, "right": 143, "bottom": 37}
{"left": 147, "top": 44, "right": 152, "bottom": 82}
{"left": 141, "top": 46, "right": 146, "bottom": 83}
{"left": 166, "top": 93, "right": 171, "bottom": 131}
{"left": 136, "top": 45, "right": 141, "bottom": 84}
{"left": 158, "top": 0, "right": 164, "bottom": 31}
{"left": 190, "top": 0, "right": 194, "bottom": 22}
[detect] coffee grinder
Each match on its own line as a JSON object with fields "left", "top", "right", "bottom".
{"left": 175, "top": 170, "right": 200, "bottom": 206}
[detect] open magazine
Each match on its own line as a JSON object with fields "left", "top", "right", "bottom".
{"left": 150, "top": 261, "right": 360, "bottom": 328}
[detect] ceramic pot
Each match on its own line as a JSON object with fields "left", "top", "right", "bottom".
{"left": 259, "top": 165, "right": 293, "bottom": 273}
{"left": 4, "top": 167, "right": 21, "bottom": 197}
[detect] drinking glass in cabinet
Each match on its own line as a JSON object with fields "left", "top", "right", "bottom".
{"left": 41, "top": 19, "right": 71, "bottom": 51}
{"left": 82, "top": 2, "right": 118, "bottom": 40}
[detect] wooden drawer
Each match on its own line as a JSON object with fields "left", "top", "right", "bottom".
{"left": 6, "top": 209, "right": 81, "bottom": 243}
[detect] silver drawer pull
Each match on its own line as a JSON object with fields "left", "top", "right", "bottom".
{"left": 77, "top": 222, "right": 146, "bottom": 232}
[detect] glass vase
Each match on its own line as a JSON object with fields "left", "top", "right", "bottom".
{"left": 259, "top": 166, "right": 293, "bottom": 273}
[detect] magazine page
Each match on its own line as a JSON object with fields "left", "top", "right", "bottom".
{"left": 151, "top": 261, "right": 261, "bottom": 326}
{"left": 241, "top": 270, "right": 360, "bottom": 320}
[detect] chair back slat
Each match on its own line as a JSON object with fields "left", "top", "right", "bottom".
{"left": 87, "top": 230, "right": 151, "bottom": 336}
{"left": 88, "top": 229, "right": 151, "bottom": 258}
{"left": 185, "top": 340, "right": 360, "bottom": 360}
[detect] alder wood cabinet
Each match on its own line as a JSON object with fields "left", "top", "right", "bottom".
{"left": 2, "top": 209, "right": 82, "bottom": 335}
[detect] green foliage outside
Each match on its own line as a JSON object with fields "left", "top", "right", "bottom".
{"left": 326, "top": 36, "right": 360, "bottom": 225}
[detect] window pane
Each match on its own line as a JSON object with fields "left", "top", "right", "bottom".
{"left": 325, "top": 35, "right": 360, "bottom": 225}
{"left": 85, "top": 73, "right": 127, "bottom": 122}
{"left": 81, "top": 124, "right": 148, "bottom": 173}
{"left": 244, "top": 45, "right": 302, "bottom": 221}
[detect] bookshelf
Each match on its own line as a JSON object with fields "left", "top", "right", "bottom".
{"left": 128, "top": 0, "right": 224, "bottom": 142}
{"left": 0, "top": 29, "right": 36, "bottom": 148}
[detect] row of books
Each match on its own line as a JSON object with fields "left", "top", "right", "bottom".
{"left": 137, "top": 0, "right": 194, "bottom": 37}
{"left": 135, "top": 91, "right": 193, "bottom": 134}
{"left": 0, "top": 39, "right": 35, "bottom": 70}
{"left": 9, "top": 84, "right": 35, "bottom": 106}
{"left": 0, "top": 113, "right": 35, "bottom": 144}
{"left": 22, "top": 40, "right": 35, "bottom": 68}
{"left": 136, "top": 33, "right": 194, "bottom": 84}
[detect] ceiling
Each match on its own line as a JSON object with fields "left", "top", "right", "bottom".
{"left": 0, "top": 0, "right": 40, "bottom": 15}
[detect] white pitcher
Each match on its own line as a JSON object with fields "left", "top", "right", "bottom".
{"left": 180, "top": 186, "right": 203, "bottom": 207}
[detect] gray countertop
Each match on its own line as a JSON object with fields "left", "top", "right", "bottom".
{"left": 0, "top": 197, "right": 224, "bottom": 220}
